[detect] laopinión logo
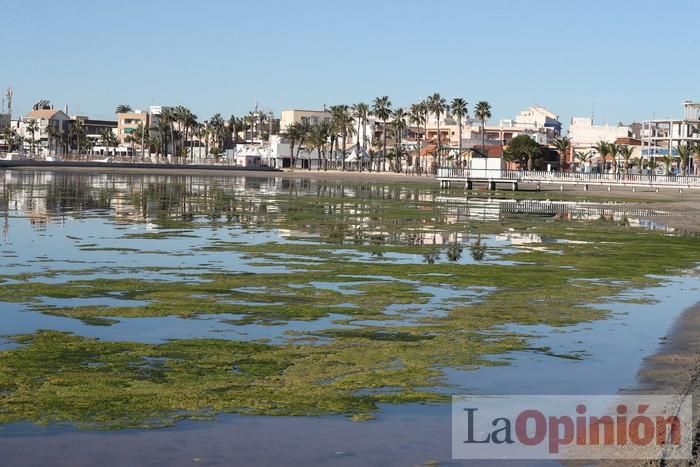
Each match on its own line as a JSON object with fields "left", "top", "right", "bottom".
{"left": 452, "top": 395, "right": 692, "bottom": 460}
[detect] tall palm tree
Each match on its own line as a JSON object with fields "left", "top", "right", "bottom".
{"left": 100, "top": 129, "right": 114, "bottom": 157}
{"left": 26, "top": 120, "right": 38, "bottom": 156}
{"left": 160, "top": 108, "right": 177, "bottom": 160}
{"left": 352, "top": 102, "right": 369, "bottom": 170}
{"left": 307, "top": 122, "right": 330, "bottom": 171}
{"left": 410, "top": 103, "right": 426, "bottom": 172}
{"left": 332, "top": 105, "right": 354, "bottom": 170}
{"left": 427, "top": 93, "right": 447, "bottom": 167}
{"left": 70, "top": 119, "right": 86, "bottom": 157}
{"left": 618, "top": 145, "right": 635, "bottom": 174}
{"left": 474, "top": 101, "right": 492, "bottom": 153}
{"left": 209, "top": 113, "right": 225, "bottom": 155}
{"left": 134, "top": 122, "right": 148, "bottom": 160}
{"left": 676, "top": 143, "right": 691, "bottom": 176}
{"left": 371, "top": 96, "right": 392, "bottom": 171}
{"left": 282, "top": 122, "right": 302, "bottom": 168}
{"left": 450, "top": 98, "right": 468, "bottom": 163}
{"left": 228, "top": 115, "right": 240, "bottom": 152}
{"left": 46, "top": 124, "right": 61, "bottom": 157}
{"left": 552, "top": 136, "right": 571, "bottom": 172}
{"left": 392, "top": 108, "right": 408, "bottom": 172}
{"left": 115, "top": 104, "right": 133, "bottom": 114}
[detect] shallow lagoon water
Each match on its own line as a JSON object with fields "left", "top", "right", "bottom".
{"left": 0, "top": 170, "right": 698, "bottom": 466}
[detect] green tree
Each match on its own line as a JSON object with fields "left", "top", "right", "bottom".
{"left": 371, "top": 96, "right": 392, "bottom": 171}
{"left": 451, "top": 97, "right": 468, "bottom": 162}
{"left": 552, "top": 136, "right": 571, "bottom": 172}
{"left": 504, "top": 135, "right": 541, "bottom": 170}
{"left": 474, "top": 101, "right": 492, "bottom": 152}
{"left": 115, "top": 104, "right": 132, "bottom": 114}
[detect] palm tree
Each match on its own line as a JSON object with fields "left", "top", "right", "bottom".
{"left": 115, "top": 104, "right": 132, "bottom": 114}
{"left": 607, "top": 142, "right": 620, "bottom": 173}
{"left": 46, "top": 124, "right": 61, "bottom": 157}
{"left": 593, "top": 141, "right": 609, "bottom": 172}
{"left": 160, "top": 108, "right": 177, "bottom": 160}
{"left": 451, "top": 98, "right": 468, "bottom": 164}
{"left": 26, "top": 120, "right": 38, "bottom": 156}
{"left": 427, "top": 93, "right": 447, "bottom": 167}
{"left": 100, "top": 129, "right": 114, "bottom": 157}
{"left": 209, "top": 113, "right": 225, "bottom": 156}
{"left": 409, "top": 103, "right": 426, "bottom": 172}
{"left": 228, "top": 115, "right": 240, "bottom": 152}
{"left": 676, "top": 143, "right": 691, "bottom": 176}
{"left": 331, "top": 105, "right": 354, "bottom": 170}
{"left": 133, "top": 122, "right": 148, "bottom": 160}
{"left": 524, "top": 145, "right": 541, "bottom": 171}
{"left": 307, "top": 122, "right": 330, "bottom": 171}
{"left": 392, "top": 108, "right": 408, "bottom": 172}
{"left": 552, "top": 136, "right": 571, "bottom": 172}
{"left": 618, "top": 145, "right": 635, "bottom": 174}
{"left": 692, "top": 144, "right": 700, "bottom": 176}
{"left": 282, "top": 122, "right": 302, "bottom": 168}
{"left": 371, "top": 96, "right": 392, "bottom": 171}
{"left": 352, "top": 102, "right": 369, "bottom": 171}
{"left": 661, "top": 154, "right": 674, "bottom": 175}
{"left": 575, "top": 150, "right": 593, "bottom": 169}
{"left": 474, "top": 101, "right": 492, "bottom": 153}
{"left": 69, "top": 119, "right": 86, "bottom": 157}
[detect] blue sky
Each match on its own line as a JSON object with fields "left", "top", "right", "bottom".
{"left": 2, "top": 0, "right": 698, "bottom": 129}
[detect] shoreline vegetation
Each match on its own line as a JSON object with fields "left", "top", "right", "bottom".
{"left": 0, "top": 170, "right": 699, "bottom": 431}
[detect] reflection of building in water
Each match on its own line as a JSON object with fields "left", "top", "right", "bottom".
{"left": 437, "top": 196, "right": 672, "bottom": 224}
{"left": 495, "top": 231, "right": 543, "bottom": 244}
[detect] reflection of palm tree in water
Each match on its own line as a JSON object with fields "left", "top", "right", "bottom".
{"left": 446, "top": 240, "right": 463, "bottom": 262}
{"left": 470, "top": 233, "right": 486, "bottom": 261}
{"left": 423, "top": 250, "right": 440, "bottom": 264}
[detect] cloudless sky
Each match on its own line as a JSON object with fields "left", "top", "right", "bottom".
{"left": 2, "top": 0, "right": 699, "bottom": 129}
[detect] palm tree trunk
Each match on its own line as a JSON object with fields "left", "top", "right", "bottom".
{"left": 436, "top": 115, "right": 441, "bottom": 170}
{"left": 382, "top": 119, "right": 387, "bottom": 172}
{"left": 458, "top": 121, "right": 463, "bottom": 167}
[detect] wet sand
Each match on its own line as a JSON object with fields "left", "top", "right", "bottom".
{"left": 619, "top": 302, "right": 700, "bottom": 466}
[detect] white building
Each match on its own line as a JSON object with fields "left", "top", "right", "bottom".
{"left": 641, "top": 101, "right": 700, "bottom": 163}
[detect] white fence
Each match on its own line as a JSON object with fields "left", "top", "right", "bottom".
{"left": 437, "top": 168, "right": 700, "bottom": 188}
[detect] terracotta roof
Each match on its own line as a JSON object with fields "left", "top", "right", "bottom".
{"left": 24, "top": 109, "right": 62, "bottom": 119}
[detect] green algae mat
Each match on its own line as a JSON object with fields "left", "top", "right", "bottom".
{"left": 0, "top": 171, "right": 698, "bottom": 428}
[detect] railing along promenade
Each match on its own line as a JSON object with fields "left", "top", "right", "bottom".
{"left": 437, "top": 167, "right": 700, "bottom": 191}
